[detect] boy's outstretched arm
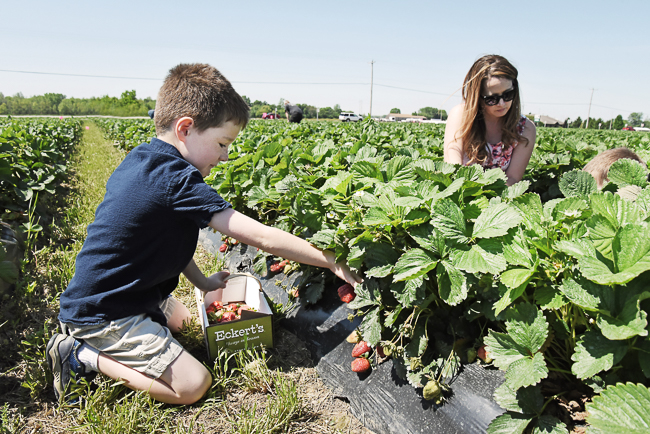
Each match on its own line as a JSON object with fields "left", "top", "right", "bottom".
{"left": 182, "top": 259, "right": 230, "bottom": 292}
{"left": 209, "top": 208, "right": 362, "bottom": 286}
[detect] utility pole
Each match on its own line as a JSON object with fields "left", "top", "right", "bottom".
{"left": 586, "top": 88, "right": 594, "bottom": 129}
{"left": 369, "top": 60, "right": 375, "bottom": 117}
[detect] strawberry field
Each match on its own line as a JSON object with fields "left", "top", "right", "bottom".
{"left": 93, "top": 117, "right": 650, "bottom": 433}
{"left": 5, "top": 117, "right": 649, "bottom": 433}
{"left": 1, "top": 117, "right": 84, "bottom": 290}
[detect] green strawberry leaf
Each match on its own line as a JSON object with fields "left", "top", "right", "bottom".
{"left": 505, "top": 352, "right": 548, "bottom": 389}
{"left": 363, "top": 207, "right": 392, "bottom": 226}
{"left": 390, "top": 277, "right": 426, "bottom": 308}
{"left": 505, "top": 303, "right": 549, "bottom": 354}
{"left": 463, "top": 195, "right": 489, "bottom": 220}
{"left": 551, "top": 197, "right": 588, "bottom": 222}
{"left": 597, "top": 292, "right": 649, "bottom": 340}
{"left": 431, "top": 198, "right": 469, "bottom": 244}
{"left": 558, "top": 169, "right": 597, "bottom": 199}
{"left": 501, "top": 268, "right": 534, "bottom": 289}
{"left": 472, "top": 202, "right": 522, "bottom": 239}
{"left": 559, "top": 277, "right": 601, "bottom": 312}
{"left": 502, "top": 232, "right": 535, "bottom": 268}
{"left": 436, "top": 260, "right": 469, "bottom": 306}
{"left": 365, "top": 264, "right": 394, "bottom": 278}
{"left": 586, "top": 382, "right": 650, "bottom": 434}
{"left": 361, "top": 308, "right": 382, "bottom": 347}
{"left": 503, "top": 180, "right": 530, "bottom": 200}
{"left": 302, "top": 278, "right": 325, "bottom": 304}
{"left": 486, "top": 412, "right": 532, "bottom": 434}
{"left": 493, "top": 383, "right": 544, "bottom": 415}
{"left": 452, "top": 244, "right": 507, "bottom": 274}
{"left": 554, "top": 239, "right": 596, "bottom": 260}
{"left": 347, "top": 279, "right": 382, "bottom": 310}
{"left": 534, "top": 286, "right": 568, "bottom": 310}
{"left": 571, "top": 331, "right": 628, "bottom": 379}
{"left": 484, "top": 331, "right": 527, "bottom": 370}
{"left": 308, "top": 229, "right": 336, "bottom": 249}
{"left": 392, "top": 248, "right": 438, "bottom": 282}
{"left": 531, "top": 415, "right": 567, "bottom": 434}
{"left": 494, "top": 282, "right": 529, "bottom": 316}
{"left": 409, "top": 223, "right": 445, "bottom": 256}
{"left": 589, "top": 191, "right": 641, "bottom": 228}
{"left": 608, "top": 158, "right": 649, "bottom": 188}
{"left": 512, "top": 193, "right": 544, "bottom": 237}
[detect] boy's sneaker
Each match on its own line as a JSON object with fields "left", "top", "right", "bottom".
{"left": 46, "top": 333, "right": 97, "bottom": 403}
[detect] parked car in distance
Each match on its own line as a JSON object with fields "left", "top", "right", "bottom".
{"left": 622, "top": 126, "right": 635, "bottom": 131}
{"left": 339, "top": 113, "right": 361, "bottom": 122}
{"left": 634, "top": 127, "right": 650, "bottom": 132}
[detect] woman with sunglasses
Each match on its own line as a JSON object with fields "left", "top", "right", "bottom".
{"left": 443, "top": 55, "right": 536, "bottom": 186}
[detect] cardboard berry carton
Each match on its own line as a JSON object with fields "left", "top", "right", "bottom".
{"left": 195, "top": 273, "right": 273, "bottom": 359}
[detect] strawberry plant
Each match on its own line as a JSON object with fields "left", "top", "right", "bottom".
{"left": 98, "top": 118, "right": 650, "bottom": 431}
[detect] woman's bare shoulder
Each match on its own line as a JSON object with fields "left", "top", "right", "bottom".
{"left": 449, "top": 104, "right": 465, "bottom": 117}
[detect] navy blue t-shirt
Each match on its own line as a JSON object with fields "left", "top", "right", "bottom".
{"left": 59, "top": 138, "right": 231, "bottom": 327}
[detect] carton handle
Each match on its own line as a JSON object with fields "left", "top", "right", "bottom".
{"left": 223, "top": 272, "right": 263, "bottom": 292}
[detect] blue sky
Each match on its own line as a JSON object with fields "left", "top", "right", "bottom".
{"left": 2, "top": 0, "right": 649, "bottom": 122}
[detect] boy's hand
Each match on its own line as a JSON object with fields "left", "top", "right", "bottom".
{"left": 331, "top": 261, "right": 362, "bottom": 287}
{"left": 203, "top": 271, "right": 230, "bottom": 292}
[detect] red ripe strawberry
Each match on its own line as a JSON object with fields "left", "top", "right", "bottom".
{"left": 351, "top": 357, "right": 371, "bottom": 373}
{"left": 218, "top": 243, "right": 228, "bottom": 253}
{"left": 351, "top": 341, "right": 371, "bottom": 357}
{"left": 337, "top": 284, "right": 356, "bottom": 303}
{"left": 269, "top": 261, "right": 281, "bottom": 273}
{"left": 477, "top": 345, "right": 493, "bottom": 363}
{"left": 237, "top": 304, "right": 251, "bottom": 315}
{"left": 221, "top": 311, "right": 237, "bottom": 322}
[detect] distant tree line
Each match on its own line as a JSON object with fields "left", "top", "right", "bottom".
{"left": 0, "top": 91, "right": 155, "bottom": 117}
{"left": 10, "top": 90, "right": 643, "bottom": 128}
{"left": 536, "top": 113, "right": 648, "bottom": 130}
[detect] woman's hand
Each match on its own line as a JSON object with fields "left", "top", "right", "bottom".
{"left": 330, "top": 260, "right": 362, "bottom": 287}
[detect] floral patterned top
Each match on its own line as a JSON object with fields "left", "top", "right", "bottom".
{"left": 463, "top": 116, "right": 528, "bottom": 171}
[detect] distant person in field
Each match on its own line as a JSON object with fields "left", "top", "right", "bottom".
{"left": 284, "top": 100, "right": 304, "bottom": 123}
{"left": 47, "top": 63, "right": 360, "bottom": 406}
{"left": 583, "top": 147, "right": 646, "bottom": 189}
{"left": 444, "top": 55, "right": 536, "bottom": 186}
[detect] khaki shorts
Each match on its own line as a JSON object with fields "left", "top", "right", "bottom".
{"left": 61, "top": 297, "right": 184, "bottom": 379}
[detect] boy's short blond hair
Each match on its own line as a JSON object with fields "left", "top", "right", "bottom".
{"left": 583, "top": 147, "right": 646, "bottom": 189}
{"left": 154, "top": 63, "right": 250, "bottom": 135}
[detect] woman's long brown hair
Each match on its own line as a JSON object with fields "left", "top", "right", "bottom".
{"left": 457, "top": 55, "right": 528, "bottom": 166}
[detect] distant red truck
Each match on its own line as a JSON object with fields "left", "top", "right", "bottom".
{"left": 262, "top": 113, "right": 278, "bottom": 120}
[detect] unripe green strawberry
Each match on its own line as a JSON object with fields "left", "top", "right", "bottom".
{"left": 423, "top": 380, "right": 442, "bottom": 401}
{"left": 346, "top": 330, "right": 361, "bottom": 344}
{"left": 467, "top": 348, "right": 477, "bottom": 363}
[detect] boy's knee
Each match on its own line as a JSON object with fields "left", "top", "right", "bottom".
{"left": 177, "top": 366, "right": 212, "bottom": 404}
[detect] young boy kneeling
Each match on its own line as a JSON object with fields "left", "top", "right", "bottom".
{"left": 47, "top": 63, "right": 361, "bottom": 405}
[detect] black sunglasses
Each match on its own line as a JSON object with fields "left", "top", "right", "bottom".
{"left": 482, "top": 88, "right": 516, "bottom": 106}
